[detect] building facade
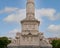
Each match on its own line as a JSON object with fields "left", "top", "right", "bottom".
{"left": 8, "top": 0, "right": 52, "bottom": 48}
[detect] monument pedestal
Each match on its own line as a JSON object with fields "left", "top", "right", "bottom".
{"left": 8, "top": 0, "right": 52, "bottom": 48}
{"left": 8, "top": 46, "right": 52, "bottom": 48}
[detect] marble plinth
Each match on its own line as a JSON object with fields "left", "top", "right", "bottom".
{"left": 8, "top": 46, "right": 52, "bottom": 48}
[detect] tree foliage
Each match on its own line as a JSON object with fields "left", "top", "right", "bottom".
{"left": 51, "top": 39, "right": 60, "bottom": 48}
{"left": 0, "top": 37, "right": 11, "bottom": 48}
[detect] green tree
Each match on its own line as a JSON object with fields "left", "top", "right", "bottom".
{"left": 0, "top": 37, "right": 11, "bottom": 48}
{"left": 51, "top": 39, "right": 60, "bottom": 48}
{"left": 55, "top": 40, "right": 60, "bottom": 48}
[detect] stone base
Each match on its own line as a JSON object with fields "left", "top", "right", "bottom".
{"left": 8, "top": 46, "right": 52, "bottom": 48}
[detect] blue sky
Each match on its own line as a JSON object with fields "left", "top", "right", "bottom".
{"left": 0, "top": 0, "right": 60, "bottom": 38}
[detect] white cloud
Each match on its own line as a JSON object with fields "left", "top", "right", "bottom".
{"left": 36, "top": 8, "right": 60, "bottom": 20}
{"left": 48, "top": 25, "right": 60, "bottom": 32}
{"left": 3, "top": 9, "right": 26, "bottom": 22}
{"left": 0, "top": 7, "right": 18, "bottom": 14}
{"left": 3, "top": 8, "right": 60, "bottom": 24}
{"left": 9, "top": 29, "right": 21, "bottom": 34}
{"left": 6, "top": 28, "right": 21, "bottom": 38}
{"left": 47, "top": 25, "right": 60, "bottom": 37}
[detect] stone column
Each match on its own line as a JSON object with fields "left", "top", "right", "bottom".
{"left": 26, "top": 0, "right": 35, "bottom": 20}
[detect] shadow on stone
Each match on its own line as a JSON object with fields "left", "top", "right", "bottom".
{"left": 8, "top": 46, "right": 52, "bottom": 48}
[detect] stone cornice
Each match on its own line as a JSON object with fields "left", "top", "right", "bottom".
{"left": 21, "top": 19, "right": 40, "bottom": 24}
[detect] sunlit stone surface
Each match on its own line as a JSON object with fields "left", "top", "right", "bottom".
{"left": 8, "top": 0, "right": 52, "bottom": 48}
